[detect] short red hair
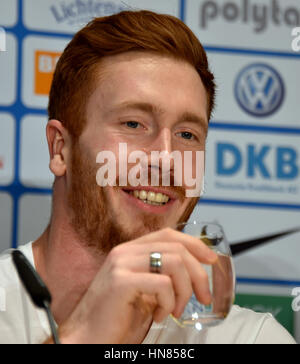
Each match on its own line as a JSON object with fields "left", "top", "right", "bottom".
{"left": 48, "top": 10, "right": 215, "bottom": 139}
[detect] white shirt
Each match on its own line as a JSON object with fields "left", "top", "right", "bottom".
{"left": 0, "top": 242, "right": 296, "bottom": 344}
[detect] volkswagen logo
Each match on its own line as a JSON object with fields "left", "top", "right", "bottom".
{"left": 234, "top": 63, "right": 285, "bottom": 117}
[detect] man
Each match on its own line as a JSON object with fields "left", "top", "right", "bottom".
{"left": 0, "top": 10, "right": 296, "bottom": 344}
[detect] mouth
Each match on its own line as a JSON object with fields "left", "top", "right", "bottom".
{"left": 121, "top": 187, "right": 177, "bottom": 212}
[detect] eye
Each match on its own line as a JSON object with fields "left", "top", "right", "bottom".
{"left": 125, "top": 121, "right": 140, "bottom": 129}
{"left": 178, "top": 131, "right": 195, "bottom": 140}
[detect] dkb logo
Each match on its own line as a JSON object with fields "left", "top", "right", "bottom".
{"left": 234, "top": 63, "right": 285, "bottom": 117}
{"left": 217, "top": 143, "right": 298, "bottom": 180}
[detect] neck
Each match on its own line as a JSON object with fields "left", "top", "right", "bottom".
{"left": 33, "top": 192, "right": 107, "bottom": 326}
{"left": 32, "top": 183, "right": 154, "bottom": 342}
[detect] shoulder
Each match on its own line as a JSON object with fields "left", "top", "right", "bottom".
{"left": 0, "top": 242, "right": 33, "bottom": 287}
{"left": 147, "top": 305, "right": 296, "bottom": 344}
{"left": 204, "top": 305, "right": 296, "bottom": 344}
{"left": 0, "top": 242, "right": 50, "bottom": 344}
{"left": 0, "top": 248, "right": 18, "bottom": 287}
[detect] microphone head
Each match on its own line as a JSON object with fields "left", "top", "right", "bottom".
{"left": 12, "top": 250, "right": 52, "bottom": 309}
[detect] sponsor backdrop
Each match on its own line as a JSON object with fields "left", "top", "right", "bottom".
{"left": 0, "top": 0, "right": 299, "bottom": 341}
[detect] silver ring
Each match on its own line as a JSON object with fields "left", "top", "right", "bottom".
{"left": 150, "top": 252, "right": 162, "bottom": 274}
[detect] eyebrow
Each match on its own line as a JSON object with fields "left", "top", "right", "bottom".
{"left": 111, "top": 101, "right": 208, "bottom": 131}
{"left": 113, "top": 101, "right": 165, "bottom": 115}
{"left": 178, "top": 111, "right": 208, "bottom": 133}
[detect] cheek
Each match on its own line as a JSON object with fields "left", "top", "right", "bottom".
{"left": 82, "top": 127, "right": 121, "bottom": 157}
{"left": 93, "top": 138, "right": 122, "bottom": 177}
{"left": 181, "top": 151, "right": 205, "bottom": 187}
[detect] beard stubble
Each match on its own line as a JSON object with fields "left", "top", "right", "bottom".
{"left": 67, "top": 143, "right": 199, "bottom": 254}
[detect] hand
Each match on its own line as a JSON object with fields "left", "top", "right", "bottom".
{"left": 58, "top": 227, "right": 218, "bottom": 344}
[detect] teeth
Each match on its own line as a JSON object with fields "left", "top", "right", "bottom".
{"left": 154, "top": 193, "right": 163, "bottom": 203}
{"left": 129, "top": 190, "right": 170, "bottom": 205}
{"left": 139, "top": 190, "right": 148, "bottom": 200}
{"left": 147, "top": 192, "right": 156, "bottom": 202}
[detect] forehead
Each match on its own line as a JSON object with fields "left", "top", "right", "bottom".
{"left": 87, "top": 52, "right": 208, "bottom": 121}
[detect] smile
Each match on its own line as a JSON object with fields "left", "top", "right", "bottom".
{"left": 128, "top": 190, "right": 170, "bottom": 206}
{"left": 122, "top": 187, "right": 176, "bottom": 212}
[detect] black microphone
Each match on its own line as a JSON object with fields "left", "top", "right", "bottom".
{"left": 12, "top": 250, "right": 60, "bottom": 344}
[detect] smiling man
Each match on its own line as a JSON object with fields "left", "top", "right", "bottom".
{"left": 0, "top": 10, "right": 296, "bottom": 344}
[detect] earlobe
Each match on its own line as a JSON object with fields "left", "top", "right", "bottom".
{"left": 50, "top": 154, "right": 67, "bottom": 177}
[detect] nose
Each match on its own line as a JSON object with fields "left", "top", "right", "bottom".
{"left": 145, "top": 128, "right": 176, "bottom": 175}
{"left": 149, "top": 128, "right": 173, "bottom": 155}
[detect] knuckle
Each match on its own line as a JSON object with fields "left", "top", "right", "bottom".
{"left": 161, "top": 227, "right": 176, "bottom": 238}
{"left": 108, "top": 245, "right": 121, "bottom": 260}
{"left": 106, "top": 248, "right": 125, "bottom": 273}
{"left": 107, "top": 245, "right": 126, "bottom": 264}
{"left": 110, "top": 268, "right": 126, "bottom": 291}
{"left": 172, "top": 242, "right": 185, "bottom": 254}
{"left": 159, "top": 274, "right": 172, "bottom": 289}
{"left": 169, "top": 253, "right": 183, "bottom": 267}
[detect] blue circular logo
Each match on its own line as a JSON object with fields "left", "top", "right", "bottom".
{"left": 234, "top": 63, "right": 285, "bottom": 117}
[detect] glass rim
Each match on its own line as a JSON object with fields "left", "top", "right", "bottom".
{"left": 175, "top": 220, "right": 227, "bottom": 248}
{"left": 175, "top": 220, "right": 223, "bottom": 230}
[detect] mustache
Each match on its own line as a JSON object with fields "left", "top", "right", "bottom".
{"left": 96, "top": 150, "right": 205, "bottom": 198}
{"left": 113, "top": 174, "right": 187, "bottom": 201}
{"left": 94, "top": 163, "right": 187, "bottom": 200}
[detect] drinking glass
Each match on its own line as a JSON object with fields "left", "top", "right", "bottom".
{"left": 171, "top": 221, "right": 235, "bottom": 331}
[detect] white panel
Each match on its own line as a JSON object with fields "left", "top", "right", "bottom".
{"left": 186, "top": 0, "right": 300, "bottom": 52}
{"left": 22, "top": 35, "right": 71, "bottom": 109}
{"left": 207, "top": 52, "right": 300, "bottom": 127}
{"left": 20, "top": 115, "right": 54, "bottom": 188}
{"left": 0, "top": 193, "right": 13, "bottom": 254}
{"left": 0, "top": 33, "right": 17, "bottom": 106}
{"left": 0, "top": 113, "right": 15, "bottom": 186}
{"left": 204, "top": 128, "right": 300, "bottom": 205}
{"left": 0, "top": 27, "right": 5, "bottom": 52}
{"left": 23, "top": 0, "right": 180, "bottom": 34}
{"left": 190, "top": 203, "right": 300, "bottom": 282}
{"left": 0, "top": 0, "right": 18, "bottom": 27}
{"left": 18, "top": 194, "right": 52, "bottom": 246}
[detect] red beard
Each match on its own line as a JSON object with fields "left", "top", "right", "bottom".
{"left": 68, "top": 142, "right": 199, "bottom": 253}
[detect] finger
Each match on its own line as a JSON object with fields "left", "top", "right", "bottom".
{"left": 116, "top": 244, "right": 211, "bottom": 311}
{"left": 146, "top": 242, "right": 212, "bottom": 306}
{"left": 120, "top": 251, "right": 193, "bottom": 318}
{"left": 128, "top": 228, "right": 218, "bottom": 264}
{"left": 161, "top": 245, "right": 212, "bottom": 307}
{"left": 126, "top": 272, "right": 176, "bottom": 323}
{"left": 162, "top": 253, "right": 193, "bottom": 318}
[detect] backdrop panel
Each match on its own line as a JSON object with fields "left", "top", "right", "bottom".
{"left": 0, "top": 0, "right": 299, "bottom": 342}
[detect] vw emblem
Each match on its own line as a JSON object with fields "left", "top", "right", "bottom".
{"left": 234, "top": 63, "right": 285, "bottom": 117}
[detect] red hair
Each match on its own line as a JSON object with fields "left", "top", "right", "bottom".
{"left": 48, "top": 10, "right": 215, "bottom": 139}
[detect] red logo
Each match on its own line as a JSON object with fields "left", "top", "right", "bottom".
{"left": 0, "top": 157, "right": 4, "bottom": 169}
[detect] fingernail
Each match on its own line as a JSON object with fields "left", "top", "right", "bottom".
{"left": 204, "top": 291, "right": 212, "bottom": 305}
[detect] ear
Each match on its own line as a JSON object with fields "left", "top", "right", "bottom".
{"left": 46, "top": 120, "right": 70, "bottom": 177}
